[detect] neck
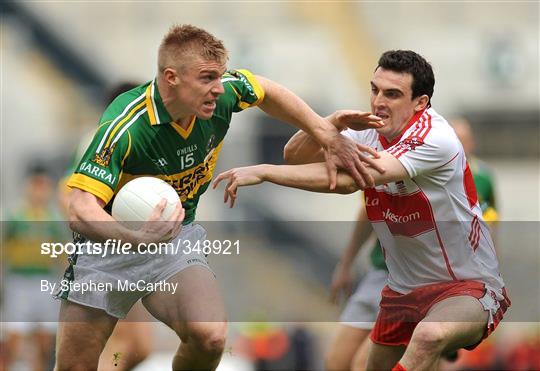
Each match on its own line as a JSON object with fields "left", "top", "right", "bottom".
{"left": 383, "top": 108, "right": 425, "bottom": 142}
{"left": 156, "top": 78, "right": 192, "bottom": 127}
{"left": 384, "top": 120, "right": 410, "bottom": 142}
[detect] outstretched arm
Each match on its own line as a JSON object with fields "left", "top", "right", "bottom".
{"left": 213, "top": 151, "right": 408, "bottom": 208}
{"left": 256, "top": 76, "right": 384, "bottom": 189}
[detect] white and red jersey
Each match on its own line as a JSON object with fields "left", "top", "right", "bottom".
{"left": 343, "top": 108, "right": 505, "bottom": 298}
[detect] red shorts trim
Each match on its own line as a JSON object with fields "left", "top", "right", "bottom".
{"left": 370, "top": 281, "right": 510, "bottom": 349}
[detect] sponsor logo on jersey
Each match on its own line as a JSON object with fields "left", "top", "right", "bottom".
{"left": 93, "top": 143, "right": 117, "bottom": 167}
{"left": 382, "top": 208, "right": 421, "bottom": 223}
{"left": 165, "top": 161, "right": 211, "bottom": 201}
{"left": 79, "top": 161, "right": 116, "bottom": 185}
{"left": 365, "top": 189, "right": 435, "bottom": 237}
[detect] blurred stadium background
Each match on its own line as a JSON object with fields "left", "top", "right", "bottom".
{"left": 1, "top": 1, "right": 538, "bottom": 370}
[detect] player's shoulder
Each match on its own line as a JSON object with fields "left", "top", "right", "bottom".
{"left": 342, "top": 127, "right": 378, "bottom": 146}
{"left": 407, "top": 108, "right": 460, "bottom": 147}
{"left": 100, "top": 83, "right": 149, "bottom": 126}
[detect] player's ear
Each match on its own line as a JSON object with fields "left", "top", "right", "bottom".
{"left": 415, "top": 94, "right": 429, "bottom": 112}
{"left": 163, "top": 67, "right": 179, "bottom": 86}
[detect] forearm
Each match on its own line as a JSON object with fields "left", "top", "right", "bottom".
{"left": 257, "top": 76, "right": 338, "bottom": 148}
{"left": 283, "top": 130, "right": 324, "bottom": 164}
{"left": 261, "top": 163, "right": 358, "bottom": 194}
{"left": 262, "top": 152, "right": 407, "bottom": 193}
{"left": 283, "top": 113, "right": 346, "bottom": 164}
{"left": 68, "top": 190, "right": 137, "bottom": 244}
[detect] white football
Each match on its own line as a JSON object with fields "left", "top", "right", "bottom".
{"left": 112, "top": 177, "right": 180, "bottom": 227}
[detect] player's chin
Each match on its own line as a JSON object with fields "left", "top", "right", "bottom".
{"left": 375, "top": 125, "right": 387, "bottom": 135}
{"left": 197, "top": 106, "right": 216, "bottom": 120}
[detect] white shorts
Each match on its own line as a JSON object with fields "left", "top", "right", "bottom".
{"left": 340, "top": 268, "right": 388, "bottom": 330}
{"left": 54, "top": 223, "right": 212, "bottom": 319}
{"left": 2, "top": 273, "right": 59, "bottom": 334}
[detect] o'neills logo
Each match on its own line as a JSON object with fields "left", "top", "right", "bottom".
{"left": 382, "top": 209, "right": 421, "bottom": 223}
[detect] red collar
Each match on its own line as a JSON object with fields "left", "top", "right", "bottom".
{"left": 379, "top": 108, "right": 426, "bottom": 149}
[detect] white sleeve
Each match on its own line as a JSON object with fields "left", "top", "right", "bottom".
{"left": 387, "top": 128, "right": 461, "bottom": 178}
{"left": 341, "top": 128, "right": 378, "bottom": 146}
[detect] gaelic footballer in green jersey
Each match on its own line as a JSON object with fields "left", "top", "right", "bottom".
{"left": 67, "top": 69, "right": 263, "bottom": 224}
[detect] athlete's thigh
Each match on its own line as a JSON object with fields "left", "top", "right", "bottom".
{"left": 422, "top": 295, "right": 488, "bottom": 352}
{"left": 56, "top": 300, "right": 118, "bottom": 366}
{"left": 142, "top": 265, "right": 226, "bottom": 332}
{"left": 366, "top": 339, "right": 406, "bottom": 371}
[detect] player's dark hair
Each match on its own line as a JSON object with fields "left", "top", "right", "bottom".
{"left": 377, "top": 50, "right": 435, "bottom": 102}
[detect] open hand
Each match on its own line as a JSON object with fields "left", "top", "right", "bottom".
{"left": 212, "top": 165, "right": 267, "bottom": 208}
{"left": 324, "top": 134, "right": 385, "bottom": 190}
{"left": 329, "top": 110, "right": 384, "bottom": 132}
{"left": 329, "top": 262, "right": 354, "bottom": 304}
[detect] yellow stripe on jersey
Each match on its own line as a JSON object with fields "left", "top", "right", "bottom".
{"left": 102, "top": 101, "right": 146, "bottom": 151}
{"left": 66, "top": 173, "right": 114, "bottom": 205}
{"left": 228, "top": 84, "right": 242, "bottom": 100}
{"left": 122, "top": 132, "right": 132, "bottom": 164}
{"left": 170, "top": 116, "right": 196, "bottom": 140}
{"left": 145, "top": 82, "right": 158, "bottom": 125}
{"left": 236, "top": 69, "right": 265, "bottom": 108}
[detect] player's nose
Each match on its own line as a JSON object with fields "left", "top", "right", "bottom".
{"left": 212, "top": 80, "right": 225, "bottom": 96}
{"left": 372, "top": 91, "right": 386, "bottom": 108}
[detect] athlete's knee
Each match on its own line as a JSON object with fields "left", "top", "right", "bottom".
{"left": 183, "top": 322, "right": 227, "bottom": 356}
{"left": 409, "top": 322, "right": 447, "bottom": 354}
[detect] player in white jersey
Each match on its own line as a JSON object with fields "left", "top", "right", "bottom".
{"left": 213, "top": 50, "right": 510, "bottom": 371}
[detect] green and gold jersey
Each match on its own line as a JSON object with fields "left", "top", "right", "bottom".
{"left": 67, "top": 69, "right": 264, "bottom": 224}
{"left": 3, "top": 207, "right": 66, "bottom": 274}
{"left": 469, "top": 156, "right": 498, "bottom": 223}
{"left": 367, "top": 159, "right": 498, "bottom": 270}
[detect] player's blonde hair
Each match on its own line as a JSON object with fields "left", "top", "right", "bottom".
{"left": 158, "top": 24, "right": 228, "bottom": 73}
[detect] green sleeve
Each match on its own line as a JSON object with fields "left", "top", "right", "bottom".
{"left": 222, "top": 69, "right": 265, "bottom": 112}
{"left": 66, "top": 121, "right": 131, "bottom": 204}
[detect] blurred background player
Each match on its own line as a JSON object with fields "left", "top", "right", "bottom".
{"left": 57, "top": 82, "right": 153, "bottom": 371}
{"left": 2, "top": 164, "right": 66, "bottom": 370}
{"left": 451, "top": 117, "right": 498, "bottom": 226}
{"left": 326, "top": 204, "right": 386, "bottom": 371}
